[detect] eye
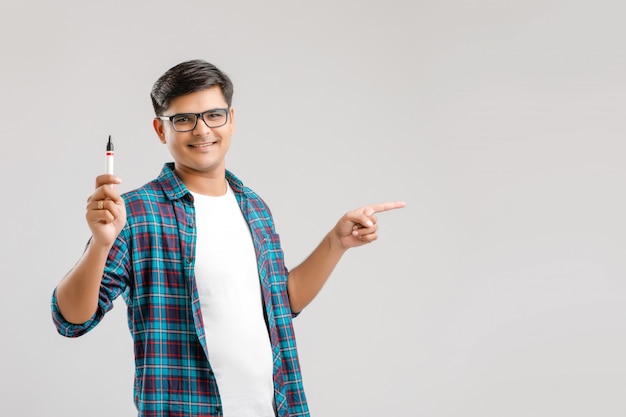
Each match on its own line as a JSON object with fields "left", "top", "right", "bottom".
{"left": 172, "top": 114, "right": 192, "bottom": 124}
{"left": 206, "top": 111, "right": 224, "bottom": 119}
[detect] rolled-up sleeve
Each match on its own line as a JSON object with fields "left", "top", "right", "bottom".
{"left": 50, "top": 287, "right": 103, "bottom": 337}
{"left": 51, "top": 231, "right": 131, "bottom": 338}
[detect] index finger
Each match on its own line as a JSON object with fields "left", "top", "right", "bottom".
{"left": 95, "top": 174, "right": 122, "bottom": 188}
{"left": 366, "top": 201, "right": 406, "bottom": 215}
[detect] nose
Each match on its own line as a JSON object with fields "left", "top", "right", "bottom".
{"left": 192, "top": 116, "right": 212, "bottom": 135}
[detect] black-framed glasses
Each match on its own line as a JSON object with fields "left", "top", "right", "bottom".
{"left": 157, "top": 108, "right": 229, "bottom": 132}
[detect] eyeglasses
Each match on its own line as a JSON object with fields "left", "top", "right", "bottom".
{"left": 157, "top": 108, "right": 229, "bottom": 132}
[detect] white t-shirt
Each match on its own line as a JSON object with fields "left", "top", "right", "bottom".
{"left": 191, "top": 186, "right": 275, "bottom": 417}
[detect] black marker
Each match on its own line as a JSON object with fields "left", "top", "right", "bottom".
{"left": 105, "top": 135, "right": 114, "bottom": 175}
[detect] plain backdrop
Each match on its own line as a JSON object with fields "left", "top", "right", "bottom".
{"left": 1, "top": 1, "right": 625, "bottom": 416}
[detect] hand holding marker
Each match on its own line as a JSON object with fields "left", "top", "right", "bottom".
{"left": 91, "top": 134, "right": 125, "bottom": 234}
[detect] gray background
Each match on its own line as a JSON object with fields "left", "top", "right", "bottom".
{"left": 1, "top": 0, "right": 625, "bottom": 416}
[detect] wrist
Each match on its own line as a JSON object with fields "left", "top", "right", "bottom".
{"left": 327, "top": 230, "right": 348, "bottom": 254}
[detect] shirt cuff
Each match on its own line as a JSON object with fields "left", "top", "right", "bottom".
{"left": 50, "top": 288, "right": 100, "bottom": 337}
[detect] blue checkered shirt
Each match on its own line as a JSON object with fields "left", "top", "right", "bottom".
{"left": 52, "top": 163, "right": 309, "bottom": 417}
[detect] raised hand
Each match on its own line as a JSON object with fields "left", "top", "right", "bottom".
{"left": 85, "top": 174, "right": 127, "bottom": 248}
{"left": 333, "top": 201, "right": 406, "bottom": 250}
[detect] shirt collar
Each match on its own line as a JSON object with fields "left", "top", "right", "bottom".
{"left": 156, "top": 162, "right": 245, "bottom": 201}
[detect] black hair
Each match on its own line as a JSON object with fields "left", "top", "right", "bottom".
{"left": 150, "top": 59, "right": 234, "bottom": 115}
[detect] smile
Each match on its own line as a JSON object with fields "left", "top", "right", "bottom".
{"left": 188, "top": 141, "right": 216, "bottom": 148}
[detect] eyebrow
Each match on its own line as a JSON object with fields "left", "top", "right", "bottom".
{"left": 173, "top": 107, "right": 228, "bottom": 115}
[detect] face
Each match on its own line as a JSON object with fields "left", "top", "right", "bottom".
{"left": 153, "top": 86, "right": 235, "bottom": 180}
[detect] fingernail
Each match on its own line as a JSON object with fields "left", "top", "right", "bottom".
{"left": 366, "top": 220, "right": 373, "bottom": 227}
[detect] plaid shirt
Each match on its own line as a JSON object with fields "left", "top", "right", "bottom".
{"left": 52, "top": 163, "right": 309, "bottom": 417}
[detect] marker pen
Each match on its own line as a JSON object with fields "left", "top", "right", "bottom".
{"left": 105, "top": 135, "right": 114, "bottom": 175}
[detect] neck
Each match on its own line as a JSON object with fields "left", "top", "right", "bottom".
{"left": 175, "top": 166, "right": 228, "bottom": 196}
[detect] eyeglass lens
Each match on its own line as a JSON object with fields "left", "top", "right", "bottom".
{"left": 172, "top": 109, "right": 227, "bottom": 131}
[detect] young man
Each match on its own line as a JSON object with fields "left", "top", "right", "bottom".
{"left": 52, "top": 59, "right": 405, "bottom": 417}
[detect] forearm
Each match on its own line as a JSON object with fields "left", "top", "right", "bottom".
{"left": 287, "top": 232, "right": 347, "bottom": 313}
{"left": 55, "top": 241, "right": 111, "bottom": 324}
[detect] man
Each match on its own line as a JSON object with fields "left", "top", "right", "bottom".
{"left": 51, "top": 59, "right": 405, "bottom": 417}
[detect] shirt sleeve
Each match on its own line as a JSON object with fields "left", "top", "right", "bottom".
{"left": 50, "top": 287, "right": 103, "bottom": 337}
{"left": 51, "top": 231, "right": 132, "bottom": 338}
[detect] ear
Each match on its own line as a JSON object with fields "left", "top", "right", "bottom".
{"left": 153, "top": 118, "right": 167, "bottom": 144}
{"left": 229, "top": 107, "right": 236, "bottom": 135}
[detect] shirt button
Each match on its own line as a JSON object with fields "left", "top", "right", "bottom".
{"left": 215, "top": 405, "right": 222, "bottom": 414}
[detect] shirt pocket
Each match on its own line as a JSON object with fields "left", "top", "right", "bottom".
{"left": 252, "top": 229, "right": 287, "bottom": 286}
